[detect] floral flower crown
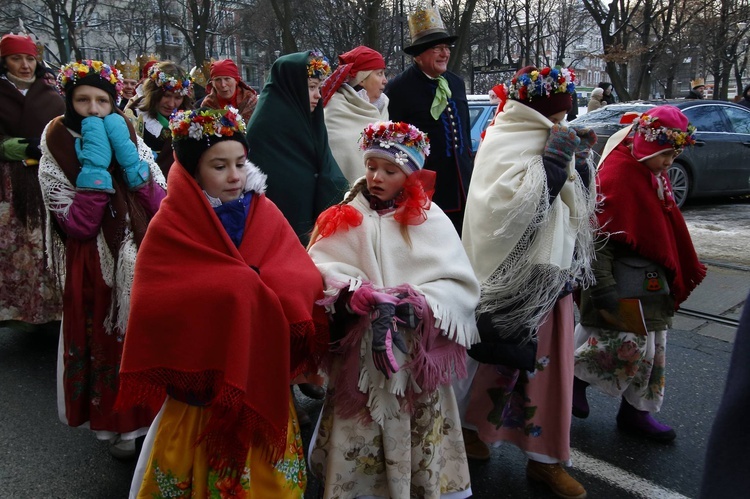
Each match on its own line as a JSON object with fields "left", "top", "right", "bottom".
{"left": 57, "top": 60, "right": 123, "bottom": 95}
{"left": 633, "top": 114, "right": 697, "bottom": 149}
{"left": 359, "top": 121, "right": 430, "bottom": 156}
{"left": 148, "top": 64, "right": 193, "bottom": 96}
{"left": 169, "top": 106, "right": 246, "bottom": 142}
{"left": 509, "top": 67, "right": 576, "bottom": 102}
{"left": 308, "top": 51, "right": 331, "bottom": 79}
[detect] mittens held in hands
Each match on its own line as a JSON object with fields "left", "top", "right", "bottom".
{"left": 543, "top": 124, "right": 580, "bottom": 166}
{"left": 103, "top": 113, "right": 150, "bottom": 190}
{"left": 350, "top": 286, "right": 410, "bottom": 379}
{"left": 75, "top": 117, "right": 114, "bottom": 193}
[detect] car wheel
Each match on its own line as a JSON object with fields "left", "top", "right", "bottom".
{"left": 668, "top": 162, "right": 690, "bottom": 208}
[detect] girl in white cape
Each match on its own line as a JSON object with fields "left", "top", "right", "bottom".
{"left": 307, "top": 121, "right": 480, "bottom": 499}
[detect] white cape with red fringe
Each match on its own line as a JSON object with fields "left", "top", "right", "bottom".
{"left": 308, "top": 192, "right": 479, "bottom": 425}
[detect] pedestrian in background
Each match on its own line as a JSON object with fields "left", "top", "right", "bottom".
{"left": 125, "top": 61, "right": 193, "bottom": 176}
{"left": 307, "top": 120, "right": 480, "bottom": 499}
{"left": 737, "top": 84, "right": 750, "bottom": 108}
{"left": 598, "top": 81, "right": 616, "bottom": 105}
{"left": 120, "top": 107, "right": 327, "bottom": 497}
{"left": 587, "top": 87, "right": 605, "bottom": 113}
{"left": 686, "top": 78, "right": 706, "bottom": 99}
{"left": 39, "top": 59, "right": 166, "bottom": 459}
{"left": 246, "top": 50, "right": 347, "bottom": 246}
{"left": 321, "top": 45, "right": 389, "bottom": 185}
{"left": 386, "top": 5, "right": 473, "bottom": 235}
{"left": 458, "top": 65, "right": 597, "bottom": 499}
{"left": 573, "top": 106, "right": 706, "bottom": 442}
{"left": 201, "top": 58, "right": 258, "bottom": 122}
{"left": 0, "top": 32, "right": 65, "bottom": 332}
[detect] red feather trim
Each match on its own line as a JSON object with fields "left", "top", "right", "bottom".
{"left": 316, "top": 204, "right": 364, "bottom": 238}
{"left": 394, "top": 170, "right": 436, "bottom": 226}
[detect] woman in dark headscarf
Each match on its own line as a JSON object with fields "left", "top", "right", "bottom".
{"left": 598, "top": 81, "right": 616, "bottom": 105}
{"left": 245, "top": 51, "right": 347, "bottom": 246}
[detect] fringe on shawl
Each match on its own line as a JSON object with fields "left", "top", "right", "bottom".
{"left": 289, "top": 318, "right": 329, "bottom": 381}
{"left": 117, "top": 369, "right": 287, "bottom": 480}
{"left": 325, "top": 281, "right": 469, "bottom": 427}
{"left": 477, "top": 155, "right": 597, "bottom": 343}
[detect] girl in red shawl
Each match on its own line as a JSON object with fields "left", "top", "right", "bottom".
{"left": 119, "top": 107, "right": 328, "bottom": 497}
{"left": 573, "top": 105, "right": 706, "bottom": 442}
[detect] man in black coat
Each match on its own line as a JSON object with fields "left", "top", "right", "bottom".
{"left": 385, "top": 6, "right": 473, "bottom": 235}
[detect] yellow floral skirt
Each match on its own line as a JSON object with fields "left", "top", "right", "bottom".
{"left": 131, "top": 395, "right": 306, "bottom": 498}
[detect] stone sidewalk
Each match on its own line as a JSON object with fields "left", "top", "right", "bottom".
{"left": 674, "top": 262, "right": 749, "bottom": 343}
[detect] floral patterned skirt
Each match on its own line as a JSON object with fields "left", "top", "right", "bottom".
{"left": 0, "top": 171, "right": 62, "bottom": 323}
{"left": 131, "top": 396, "right": 306, "bottom": 498}
{"left": 309, "top": 370, "right": 472, "bottom": 499}
{"left": 464, "top": 295, "right": 575, "bottom": 463}
{"left": 573, "top": 324, "right": 667, "bottom": 413}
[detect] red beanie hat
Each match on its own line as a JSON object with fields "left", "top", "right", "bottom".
{"left": 631, "top": 105, "right": 696, "bottom": 161}
{"left": 0, "top": 34, "right": 37, "bottom": 57}
{"left": 509, "top": 65, "right": 575, "bottom": 118}
{"left": 210, "top": 59, "right": 241, "bottom": 81}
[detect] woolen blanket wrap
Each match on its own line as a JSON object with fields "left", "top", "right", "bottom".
{"left": 118, "top": 163, "right": 328, "bottom": 474}
{"left": 597, "top": 144, "right": 706, "bottom": 306}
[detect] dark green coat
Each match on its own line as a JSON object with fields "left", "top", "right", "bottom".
{"left": 246, "top": 51, "right": 348, "bottom": 245}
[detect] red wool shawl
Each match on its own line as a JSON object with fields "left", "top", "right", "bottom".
{"left": 119, "top": 163, "right": 328, "bottom": 472}
{"left": 597, "top": 144, "right": 706, "bottom": 307}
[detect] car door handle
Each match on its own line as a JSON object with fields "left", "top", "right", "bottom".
{"left": 694, "top": 140, "right": 706, "bottom": 146}
{"left": 742, "top": 141, "right": 750, "bottom": 147}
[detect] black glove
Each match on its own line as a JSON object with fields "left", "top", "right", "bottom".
{"left": 20, "top": 137, "right": 42, "bottom": 160}
{"left": 467, "top": 311, "right": 538, "bottom": 371}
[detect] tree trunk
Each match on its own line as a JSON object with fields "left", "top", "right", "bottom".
{"left": 449, "top": 0, "right": 478, "bottom": 75}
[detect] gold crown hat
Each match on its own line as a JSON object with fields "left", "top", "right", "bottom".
{"left": 403, "top": 5, "right": 458, "bottom": 56}
{"left": 189, "top": 59, "right": 213, "bottom": 87}
{"left": 690, "top": 78, "right": 705, "bottom": 89}
{"left": 114, "top": 60, "right": 140, "bottom": 80}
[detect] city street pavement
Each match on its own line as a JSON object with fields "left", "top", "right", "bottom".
{"left": 0, "top": 264, "right": 746, "bottom": 498}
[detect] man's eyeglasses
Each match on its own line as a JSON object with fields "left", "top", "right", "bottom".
{"left": 430, "top": 44, "right": 454, "bottom": 53}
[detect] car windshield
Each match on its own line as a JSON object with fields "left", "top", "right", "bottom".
{"left": 571, "top": 104, "right": 654, "bottom": 126}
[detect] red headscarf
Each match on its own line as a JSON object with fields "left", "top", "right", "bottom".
{"left": 210, "top": 58, "right": 241, "bottom": 81}
{"left": 118, "top": 163, "right": 328, "bottom": 476}
{"left": 321, "top": 45, "right": 385, "bottom": 107}
{"left": 0, "top": 34, "right": 36, "bottom": 57}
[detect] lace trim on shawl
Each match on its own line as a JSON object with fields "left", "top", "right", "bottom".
{"left": 477, "top": 155, "right": 596, "bottom": 342}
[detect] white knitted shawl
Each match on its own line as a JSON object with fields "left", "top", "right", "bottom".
{"left": 38, "top": 123, "right": 167, "bottom": 339}
{"left": 324, "top": 85, "right": 388, "bottom": 185}
{"left": 308, "top": 192, "right": 479, "bottom": 424}
{"left": 462, "top": 100, "right": 596, "bottom": 339}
